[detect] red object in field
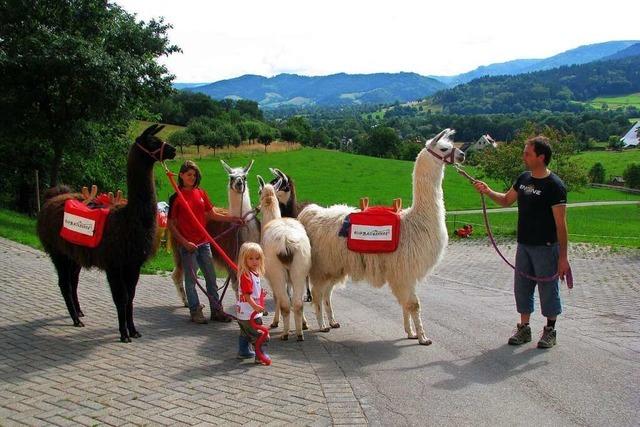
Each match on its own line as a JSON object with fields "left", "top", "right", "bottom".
{"left": 347, "top": 206, "right": 401, "bottom": 253}
{"left": 60, "top": 199, "right": 110, "bottom": 248}
{"left": 156, "top": 211, "right": 168, "bottom": 228}
{"left": 454, "top": 224, "right": 473, "bottom": 238}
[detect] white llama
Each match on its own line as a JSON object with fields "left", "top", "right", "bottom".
{"left": 257, "top": 179, "right": 311, "bottom": 341}
{"left": 170, "top": 160, "right": 261, "bottom": 304}
{"left": 297, "top": 129, "right": 465, "bottom": 345}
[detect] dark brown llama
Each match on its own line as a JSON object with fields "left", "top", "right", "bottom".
{"left": 37, "top": 124, "right": 176, "bottom": 342}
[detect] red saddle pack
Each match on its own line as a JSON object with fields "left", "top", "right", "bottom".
{"left": 346, "top": 198, "right": 401, "bottom": 253}
{"left": 60, "top": 199, "right": 110, "bottom": 248}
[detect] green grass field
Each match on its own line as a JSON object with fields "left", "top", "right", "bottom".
{"left": 3, "top": 144, "right": 639, "bottom": 274}
{"left": 448, "top": 204, "right": 640, "bottom": 248}
{"left": 587, "top": 93, "right": 640, "bottom": 110}
{"left": 573, "top": 149, "right": 640, "bottom": 178}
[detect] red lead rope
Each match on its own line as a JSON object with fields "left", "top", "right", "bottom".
{"left": 165, "top": 169, "right": 271, "bottom": 364}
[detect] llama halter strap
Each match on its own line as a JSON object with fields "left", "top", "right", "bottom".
{"left": 136, "top": 140, "right": 167, "bottom": 162}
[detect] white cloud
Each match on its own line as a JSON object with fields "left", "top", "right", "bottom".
{"left": 116, "top": 0, "right": 640, "bottom": 82}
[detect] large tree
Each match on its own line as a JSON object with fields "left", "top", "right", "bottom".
{"left": 0, "top": 0, "right": 179, "bottom": 211}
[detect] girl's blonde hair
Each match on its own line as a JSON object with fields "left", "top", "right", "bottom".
{"left": 238, "top": 242, "right": 265, "bottom": 277}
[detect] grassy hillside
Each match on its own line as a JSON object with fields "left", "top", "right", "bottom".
{"left": 155, "top": 147, "right": 640, "bottom": 211}
{"left": 587, "top": 93, "right": 640, "bottom": 110}
{"left": 449, "top": 204, "right": 640, "bottom": 247}
{"left": 573, "top": 149, "right": 640, "bottom": 178}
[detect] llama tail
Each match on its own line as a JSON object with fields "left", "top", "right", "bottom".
{"left": 42, "top": 185, "right": 73, "bottom": 202}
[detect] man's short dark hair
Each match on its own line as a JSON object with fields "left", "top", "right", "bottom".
{"left": 527, "top": 136, "right": 552, "bottom": 166}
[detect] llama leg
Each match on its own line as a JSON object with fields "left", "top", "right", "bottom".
{"left": 70, "top": 263, "right": 83, "bottom": 317}
{"left": 311, "top": 281, "right": 329, "bottom": 332}
{"left": 171, "top": 240, "right": 188, "bottom": 307}
{"left": 302, "top": 277, "right": 309, "bottom": 329}
{"left": 124, "top": 268, "right": 142, "bottom": 339}
{"left": 325, "top": 284, "right": 340, "bottom": 328}
{"left": 51, "top": 254, "right": 83, "bottom": 327}
{"left": 291, "top": 276, "right": 306, "bottom": 341}
{"left": 270, "top": 271, "right": 291, "bottom": 340}
{"left": 389, "top": 282, "right": 417, "bottom": 339}
{"left": 407, "top": 290, "right": 431, "bottom": 346}
{"left": 106, "top": 269, "right": 131, "bottom": 343}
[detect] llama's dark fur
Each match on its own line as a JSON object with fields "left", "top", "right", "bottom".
{"left": 37, "top": 124, "right": 176, "bottom": 342}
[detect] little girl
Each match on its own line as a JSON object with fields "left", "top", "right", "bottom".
{"left": 235, "top": 242, "right": 270, "bottom": 364}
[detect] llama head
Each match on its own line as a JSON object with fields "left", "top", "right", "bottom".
{"left": 269, "top": 167, "right": 292, "bottom": 205}
{"left": 220, "top": 159, "right": 254, "bottom": 194}
{"left": 135, "top": 124, "right": 176, "bottom": 162}
{"left": 256, "top": 178, "right": 279, "bottom": 210}
{"left": 426, "top": 128, "right": 465, "bottom": 165}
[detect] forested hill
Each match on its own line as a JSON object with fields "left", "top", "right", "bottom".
{"left": 432, "top": 55, "right": 640, "bottom": 114}
{"left": 185, "top": 72, "right": 446, "bottom": 108}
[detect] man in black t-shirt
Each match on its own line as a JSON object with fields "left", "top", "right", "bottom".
{"left": 473, "top": 136, "right": 569, "bottom": 349}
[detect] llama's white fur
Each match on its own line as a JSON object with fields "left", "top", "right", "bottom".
{"left": 258, "top": 182, "right": 311, "bottom": 341}
{"left": 297, "top": 129, "right": 464, "bottom": 345}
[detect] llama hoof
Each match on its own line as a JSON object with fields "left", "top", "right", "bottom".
{"left": 130, "top": 331, "right": 142, "bottom": 339}
{"left": 270, "top": 323, "right": 279, "bottom": 329}
{"left": 330, "top": 322, "right": 341, "bottom": 329}
{"left": 120, "top": 336, "right": 132, "bottom": 343}
{"left": 407, "top": 333, "right": 418, "bottom": 339}
{"left": 281, "top": 334, "right": 289, "bottom": 341}
{"left": 77, "top": 310, "right": 85, "bottom": 317}
{"left": 296, "top": 334, "right": 304, "bottom": 342}
{"left": 302, "top": 322, "right": 309, "bottom": 330}
{"left": 73, "top": 319, "right": 85, "bottom": 327}
{"left": 319, "top": 327, "right": 331, "bottom": 333}
{"left": 418, "top": 336, "right": 433, "bottom": 346}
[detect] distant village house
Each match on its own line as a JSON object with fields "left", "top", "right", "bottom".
{"left": 460, "top": 134, "right": 497, "bottom": 153}
{"left": 620, "top": 121, "right": 639, "bottom": 149}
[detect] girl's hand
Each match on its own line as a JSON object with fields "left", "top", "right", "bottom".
{"left": 233, "top": 216, "right": 245, "bottom": 225}
{"left": 184, "top": 241, "right": 198, "bottom": 252}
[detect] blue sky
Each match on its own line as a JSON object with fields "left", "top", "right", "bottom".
{"left": 116, "top": 0, "right": 640, "bottom": 83}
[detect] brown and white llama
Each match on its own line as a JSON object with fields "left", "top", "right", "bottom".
{"left": 257, "top": 179, "right": 311, "bottom": 341}
{"left": 170, "top": 160, "right": 261, "bottom": 304}
{"left": 37, "top": 124, "right": 176, "bottom": 342}
{"left": 297, "top": 129, "right": 464, "bottom": 345}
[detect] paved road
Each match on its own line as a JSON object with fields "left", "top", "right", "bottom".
{"left": 448, "top": 199, "right": 639, "bottom": 215}
{"left": 1, "top": 237, "right": 638, "bottom": 426}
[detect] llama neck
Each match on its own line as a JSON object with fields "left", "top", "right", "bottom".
{"left": 406, "top": 149, "right": 445, "bottom": 218}
{"left": 228, "top": 188, "right": 253, "bottom": 217}
{"left": 124, "top": 151, "right": 156, "bottom": 221}
{"left": 260, "top": 200, "right": 281, "bottom": 230}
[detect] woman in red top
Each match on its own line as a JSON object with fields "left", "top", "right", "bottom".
{"left": 168, "top": 161, "right": 243, "bottom": 324}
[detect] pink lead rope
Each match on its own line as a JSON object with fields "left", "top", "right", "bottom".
{"left": 454, "top": 165, "right": 573, "bottom": 289}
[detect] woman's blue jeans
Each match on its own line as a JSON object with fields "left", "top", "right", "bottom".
{"left": 179, "top": 243, "right": 220, "bottom": 312}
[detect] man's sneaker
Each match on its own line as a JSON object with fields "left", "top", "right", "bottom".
{"left": 508, "top": 323, "right": 531, "bottom": 345}
{"left": 537, "top": 326, "right": 557, "bottom": 349}
{"left": 190, "top": 305, "right": 208, "bottom": 324}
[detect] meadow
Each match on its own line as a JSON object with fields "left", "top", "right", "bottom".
{"left": 2, "top": 134, "right": 639, "bottom": 274}
{"left": 573, "top": 149, "right": 640, "bottom": 178}
{"left": 587, "top": 93, "right": 640, "bottom": 110}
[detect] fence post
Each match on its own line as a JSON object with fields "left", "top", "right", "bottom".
{"left": 35, "top": 169, "right": 41, "bottom": 212}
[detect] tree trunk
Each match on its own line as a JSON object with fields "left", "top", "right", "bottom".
{"left": 50, "top": 140, "right": 64, "bottom": 187}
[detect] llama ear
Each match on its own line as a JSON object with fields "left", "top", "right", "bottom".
{"left": 257, "top": 175, "right": 266, "bottom": 191}
{"left": 152, "top": 125, "right": 165, "bottom": 135}
{"left": 268, "top": 167, "right": 278, "bottom": 177}
{"left": 244, "top": 159, "right": 254, "bottom": 174}
{"left": 141, "top": 124, "right": 158, "bottom": 137}
{"left": 220, "top": 159, "right": 233, "bottom": 174}
{"left": 273, "top": 177, "right": 283, "bottom": 191}
{"left": 427, "top": 128, "right": 450, "bottom": 147}
{"left": 273, "top": 168, "right": 288, "bottom": 184}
